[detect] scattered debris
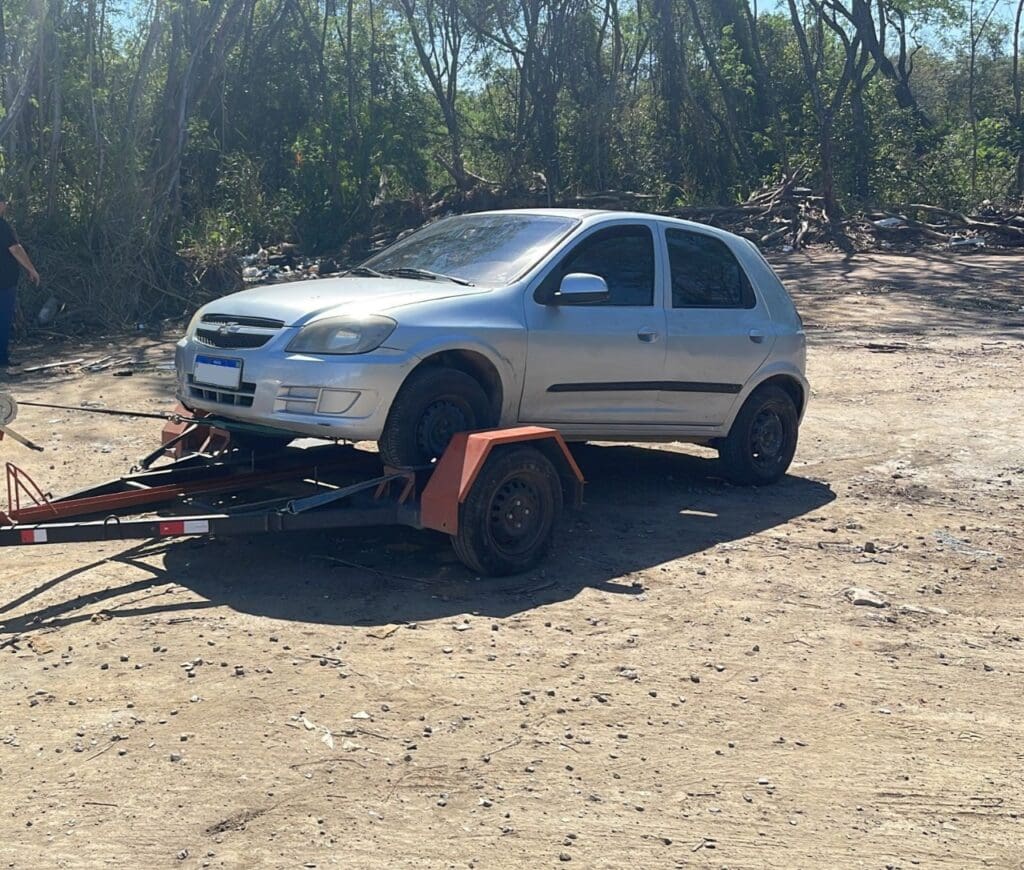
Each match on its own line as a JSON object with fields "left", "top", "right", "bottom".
{"left": 843, "top": 587, "right": 889, "bottom": 608}
{"left": 21, "top": 358, "right": 85, "bottom": 372}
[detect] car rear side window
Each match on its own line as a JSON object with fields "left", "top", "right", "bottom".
{"left": 666, "top": 228, "right": 756, "bottom": 309}
{"left": 539, "top": 225, "right": 655, "bottom": 306}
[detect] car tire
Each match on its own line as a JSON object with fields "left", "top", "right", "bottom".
{"left": 451, "top": 446, "right": 563, "bottom": 576}
{"left": 378, "top": 366, "right": 493, "bottom": 467}
{"left": 718, "top": 384, "right": 798, "bottom": 485}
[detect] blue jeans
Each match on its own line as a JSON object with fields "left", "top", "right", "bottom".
{"left": 0, "top": 284, "right": 15, "bottom": 364}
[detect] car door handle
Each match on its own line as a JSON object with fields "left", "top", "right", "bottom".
{"left": 637, "top": 328, "right": 659, "bottom": 343}
{"left": 748, "top": 329, "right": 766, "bottom": 344}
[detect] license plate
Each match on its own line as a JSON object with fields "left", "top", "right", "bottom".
{"left": 194, "top": 355, "right": 242, "bottom": 389}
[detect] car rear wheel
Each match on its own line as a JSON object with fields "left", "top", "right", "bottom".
{"left": 718, "top": 384, "right": 798, "bottom": 485}
{"left": 378, "top": 366, "right": 493, "bottom": 468}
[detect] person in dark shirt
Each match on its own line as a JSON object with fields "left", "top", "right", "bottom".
{"left": 0, "top": 192, "right": 40, "bottom": 367}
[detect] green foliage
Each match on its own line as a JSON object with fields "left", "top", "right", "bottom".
{"left": 183, "top": 153, "right": 300, "bottom": 254}
{"left": 0, "top": 0, "right": 1021, "bottom": 327}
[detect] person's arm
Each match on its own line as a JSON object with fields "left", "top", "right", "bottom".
{"left": 9, "top": 243, "right": 39, "bottom": 284}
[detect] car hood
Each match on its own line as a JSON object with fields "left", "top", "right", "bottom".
{"left": 201, "top": 277, "right": 489, "bottom": 326}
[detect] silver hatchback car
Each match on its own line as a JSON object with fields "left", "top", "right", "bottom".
{"left": 176, "top": 209, "right": 807, "bottom": 484}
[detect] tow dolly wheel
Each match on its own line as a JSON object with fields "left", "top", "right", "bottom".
{"left": 451, "top": 445, "right": 563, "bottom": 576}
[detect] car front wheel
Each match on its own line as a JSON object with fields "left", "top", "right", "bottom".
{"left": 378, "top": 366, "right": 493, "bottom": 467}
{"left": 718, "top": 384, "right": 799, "bottom": 485}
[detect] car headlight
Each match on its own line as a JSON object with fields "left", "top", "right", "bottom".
{"left": 286, "top": 315, "right": 397, "bottom": 355}
{"left": 185, "top": 308, "right": 205, "bottom": 337}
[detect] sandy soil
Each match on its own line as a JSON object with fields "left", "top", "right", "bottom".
{"left": 1, "top": 250, "right": 1022, "bottom": 869}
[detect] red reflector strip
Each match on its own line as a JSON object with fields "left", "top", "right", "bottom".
{"left": 20, "top": 529, "right": 48, "bottom": 544}
{"left": 159, "top": 520, "right": 210, "bottom": 537}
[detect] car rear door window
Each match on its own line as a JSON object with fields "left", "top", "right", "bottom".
{"left": 539, "top": 225, "right": 655, "bottom": 306}
{"left": 666, "top": 228, "right": 756, "bottom": 309}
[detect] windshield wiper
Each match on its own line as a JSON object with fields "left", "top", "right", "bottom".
{"left": 381, "top": 267, "right": 474, "bottom": 286}
{"left": 345, "top": 265, "right": 389, "bottom": 278}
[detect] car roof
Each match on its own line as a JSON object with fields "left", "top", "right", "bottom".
{"left": 464, "top": 208, "right": 742, "bottom": 242}
{"left": 468, "top": 208, "right": 608, "bottom": 219}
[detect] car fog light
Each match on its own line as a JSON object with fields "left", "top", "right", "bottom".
{"left": 317, "top": 389, "right": 359, "bottom": 415}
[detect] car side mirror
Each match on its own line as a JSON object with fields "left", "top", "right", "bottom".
{"left": 547, "top": 273, "right": 609, "bottom": 305}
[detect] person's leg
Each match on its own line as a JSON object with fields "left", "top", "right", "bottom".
{"left": 0, "top": 284, "right": 16, "bottom": 364}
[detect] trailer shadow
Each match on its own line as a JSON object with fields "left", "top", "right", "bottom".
{"left": 0, "top": 446, "right": 835, "bottom": 636}
{"left": 148, "top": 444, "right": 836, "bottom": 626}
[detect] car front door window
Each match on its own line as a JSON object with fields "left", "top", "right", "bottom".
{"left": 538, "top": 226, "right": 655, "bottom": 306}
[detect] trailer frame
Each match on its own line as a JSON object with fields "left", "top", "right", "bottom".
{"left": 0, "top": 423, "right": 584, "bottom": 576}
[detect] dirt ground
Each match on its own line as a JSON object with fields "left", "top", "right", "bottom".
{"left": 1, "top": 250, "right": 1022, "bottom": 869}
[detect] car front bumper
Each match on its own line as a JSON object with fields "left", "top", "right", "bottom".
{"left": 175, "top": 336, "right": 415, "bottom": 441}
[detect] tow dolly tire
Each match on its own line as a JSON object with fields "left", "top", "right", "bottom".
{"left": 451, "top": 446, "right": 563, "bottom": 576}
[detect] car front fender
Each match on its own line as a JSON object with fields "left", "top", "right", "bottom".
{"left": 392, "top": 331, "right": 525, "bottom": 425}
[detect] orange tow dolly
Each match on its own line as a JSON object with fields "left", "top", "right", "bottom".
{"left": 0, "top": 399, "right": 583, "bottom": 576}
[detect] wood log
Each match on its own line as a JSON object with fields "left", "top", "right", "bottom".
{"left": 902, "top": 204, "right": 1024, "bottom": 239}
{"left": 760, "top": 224, "right": 792, "bottom": 245}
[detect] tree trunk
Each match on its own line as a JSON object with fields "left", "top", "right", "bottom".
{"left": 126, "top": 6, "right": 164, "bottom": 140}
{"left": 846, "top": 0, "right": 930, "bottom": 128}
{"left": 818, "top": 113, "right": 847, "bottom": 233}
{"left": 969, "top": 0, "right": 977, "bottom": 199}
{"left": 397, "top": 0, "right": 469, "bottom": 190}
{"left": 1, "top": 0, "right": 8, "bottom": 105}
{"left": 787, "top": 0, "right": 842, "bottom": 224}
{"left": 0, "top": 7, "right": 48, "bottom": 145}
{"left": 1014, "top": 0, "right": 1024, "bottom": 195}
{"left": 684, "top": 0, "right": 755, "bottom": 181}
{"left": 46, "top": 3, "right": 63, "bottom": 219}
{"left": 652, "top": 0, "right": 684, "bottom": 188}
{"left": 850, "top": 82, "right": 870, "bottom": 201}
{"left": 742, "top": 0, "right": 790, "bottom": 172}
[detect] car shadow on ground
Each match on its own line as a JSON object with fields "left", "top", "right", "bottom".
{"left": 0, "top": 445, "right": 835, "bottom": 635}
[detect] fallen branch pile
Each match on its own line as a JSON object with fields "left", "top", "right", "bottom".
{"left": 860, "top": 203, "right": 1024, "bottom": 249}
{"left": 564, "top": 173, "right": 1024, "bottom": 253}
{"left": 349, "top": 170, "right": 1024, "bottom": 261}
{"left": 662, "top": 169, "right": 832, "bottom": 251}
{"left": 24, "top": 172, "right": 1021, "bottom": 344}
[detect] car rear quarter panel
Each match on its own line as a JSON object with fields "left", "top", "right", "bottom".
{"left": 735, "top": 239, "right": 803, "bottom": 330}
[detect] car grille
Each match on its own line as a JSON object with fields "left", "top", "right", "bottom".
{"left": 195, "top": 313, "right": 285, "bottom": 349}
{"left": 187, "top": 374, "right": 258, "bottom": 408}
{"left": 195, "top": 329, "right": 271, "bottom": 349}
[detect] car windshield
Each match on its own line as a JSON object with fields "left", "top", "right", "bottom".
{"left": 361, "top": 214, "right": 579, "bottom": 286}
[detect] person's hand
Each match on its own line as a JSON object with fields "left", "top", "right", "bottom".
{"left": 27, "top": 268, "right": 40, "bottom": 285}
